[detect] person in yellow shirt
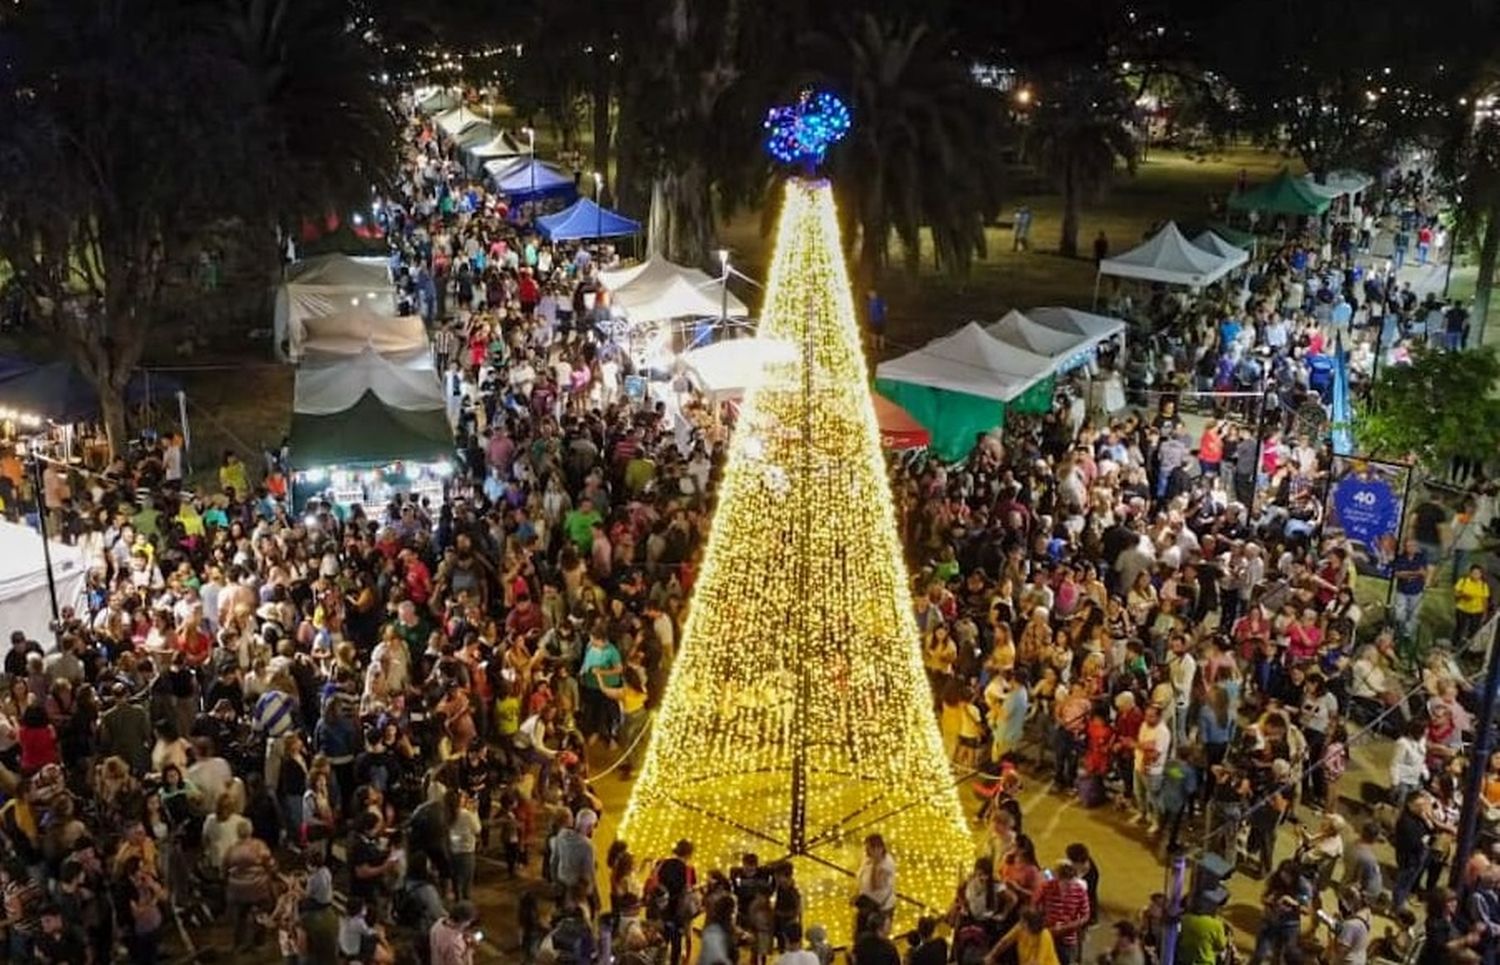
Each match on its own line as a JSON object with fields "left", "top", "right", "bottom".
{"left": 1453, "top": 564, "right": 1491, "bottom": 648}
{"left": 986, "top": 908, "right": 1060, "bottom": 965}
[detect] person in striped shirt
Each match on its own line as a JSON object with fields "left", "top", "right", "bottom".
{"left": 1036, "top": 861, "right": 1092, "bottom": 963}
{"left": 253, "top": 676, "right": 301, "bottom": 791}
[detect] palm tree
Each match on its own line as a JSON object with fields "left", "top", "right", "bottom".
{"left": 226, "top": 0, "right": 401, "bottom": 228}
{"left": 1026, "top": 75, "right": 1137, "bottom": 258}
{"left": 811, "top": 15, "right": 1008, "bottom": 281}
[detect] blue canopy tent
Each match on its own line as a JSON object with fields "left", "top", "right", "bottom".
{"left": 0, "top": 360, "right": 182, "bottom": 422}
{"left": 536, "top": 198, "right": 641, "bottom": 241}
{"left": 490, "top": 159, "right": 577, "bottom": 204}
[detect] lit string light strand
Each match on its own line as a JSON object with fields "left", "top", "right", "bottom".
{"left": 618, "top": 177, "right": 970, "bottom": 943}
{"left": 764, "top": 90, "right": 852, "bottom": 168}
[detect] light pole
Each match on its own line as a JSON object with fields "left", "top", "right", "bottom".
{"left": 522, "top": 126, "right": 535, "bottom": 193}
{"left": 593, "top": 171, "right": 604, "bottom": 239}
{"left": 717, "top": 248, "right": 730, "bottom": 326}
{"left": 26, "top": 443, "right": 60, "bottom": 637}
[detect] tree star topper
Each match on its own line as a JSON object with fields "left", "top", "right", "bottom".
{"left": 764, "top": 90, "right": 852, "bottom": 169}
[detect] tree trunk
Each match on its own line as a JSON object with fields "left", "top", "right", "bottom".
{"left": 1475, "top": 206, "right": 1500, "bottom": 348}
{"left": 1059, "top": 162, "right": 1081, "bottom": 258}
{"left": 591, "top": 52, "right": 612, "bottom": 198}
{"left": 660, "top": 164, "right": 714, "bottom": 269}
{"left": 97, "top": 378, "right": 128, "bottom": 458}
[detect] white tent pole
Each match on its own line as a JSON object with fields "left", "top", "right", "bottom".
{"left": 1092, "top": 268, "right": 1102, "bottom": 309}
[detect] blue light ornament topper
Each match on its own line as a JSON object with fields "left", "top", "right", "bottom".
{"left": 764, "top": 90, "right": 852, "bottom": 172}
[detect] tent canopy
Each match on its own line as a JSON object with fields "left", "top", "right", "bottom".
{"left": 415, "top": 88, "right": 459, "bottom": 114}
{"left": 285, "top": 254, "right": 390, "bottom": 289}
{"left": 1300, "top": 169, "right": 1374, "bottom": 201}
{"left": 490, "top": 159, "right": 576, "bottom": 202}
{"left": 0, "top": 519, "right": 87, "bottom": 649}
{"left": 295, "top": 311, "right": 428, "bottom": 360}
{"left": 276, "top": 254, "right": 396, "bottom": 360}
{"left": 466, "top": 130, "right": 525, "bottom": 162}
{"left": 875, "top": 323, "right": 1057, "bottom": 460}
{"left": 536, "top": 198, "right": 642, "bottom": 241}
{"left": 1191, "top": 231, "right": 1252, "bottom": 271}
{"left": 1098, "top": 221, "right": 1239, "bottom": 287}
{"left": 601, "top": 255, "right": 748, "bottom": 323}
{"left": 875, "top": 322, "right": 1054, "bottom": 402}
{"left": 873, "top": 394, "right": 930, "bottom": 450}
{"left": 1025, "top": 306, "right": 1127, "bottom": 343}
{"left": 294, "top": 347, "right": 445, "bottom": 415}
{"left": 452, "top": 121, "right": 499, "bottom": 149}
{"left": 290, "top": 391, "right": 453, "bottom": 468}
{"left": 0, "top": 361, "right": 182, "bottom": 422}
{"left": 682, "top": 337, "right": 796, "bottom": 401}
{"left": 433, "top": 105, "right": 487, "bottom": 137}
{"left": 601, "top": 254, "right": 717, "bottom": 292}
{"left": 1228, "top": 169, "right": 1332, "bottom": 216}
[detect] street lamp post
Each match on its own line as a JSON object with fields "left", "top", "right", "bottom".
{"left": 26, "top": 445, "right": 60, "bottom": 636}
{"left": 523, "top": 126, "right": 535, "bottom": 193}
{"left": 593, "top": 171, "right": 604, "bottom": 239}
{"left": 717, "top": 249, "right": 730, "bottom": 326}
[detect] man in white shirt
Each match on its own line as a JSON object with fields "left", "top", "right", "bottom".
{"left": 1134, "top": 703, "right": 1173, "bottom": 834}
{"left": 1166, "top": 635, "right": 1198, "bottom": 745}
{"left": 163, "top": 434, "right": 184, "bottom": 486}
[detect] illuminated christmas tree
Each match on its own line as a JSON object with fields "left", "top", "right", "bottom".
{"left": 619, "top": 92, "right": 971, "bottom": 939}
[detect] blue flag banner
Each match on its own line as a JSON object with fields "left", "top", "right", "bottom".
{"left": 1330, "top": 335, "right": 1354, "bottom": 455}
{"left": 1323, "top": 455, "right": 1410, "bottom": 578}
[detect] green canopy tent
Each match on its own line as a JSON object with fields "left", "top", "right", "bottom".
{"left": 874, "top": 323, "right": 1056, "bottom": 461}
{"left": 1228, "top": 169, "right": 1331, "bottom": 217}
{"left": 289, "top": 391, "right": 453, "bottom": 467}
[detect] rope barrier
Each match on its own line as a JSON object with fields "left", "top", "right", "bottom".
{"left": 587, "top": 713, "right": 654, "bottom": 779}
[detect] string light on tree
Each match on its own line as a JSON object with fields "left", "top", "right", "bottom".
{"left": 620, "top": 92, "right": 969, "bottom": 944}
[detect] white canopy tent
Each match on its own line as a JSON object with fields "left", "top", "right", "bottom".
{"left": 295, "top": 311, "right": 428, "bottom": 361}
{"left": 1300, "top": 169, "right": 1374, "bottom": 200}
{"left": 294, "top": 346, "right": 445, "bottom": 415}
{"left": 483, "top": 156, "right": 528, "bottom": 181}
{"left": 414, "top": 88, "right": 460, "bottom": 114}
{"left": 601, "top": 255, "right": 748, "bottom": 324}
{"left": 275, "top": 255, "right": 395, "bottom": 361}
{"left": 433, "top": 105, "right": 488, "bottom": 138}
{"left": 983, "top": 308, "right": 1124, "bottom": 374}
{"left": 875, "top": 322, "right": 1054, "bottom": 401}
{"left": 1191, "top": 231, "right": 1252, "bottom": 270}
{"left": 467, "top": 130, "right": 525, "bottom": 162}
{"left": 0, "top": 520, "right": 87, "bottom": 650}
{"left": 1026, "top": 306, "right": 1127, "bottom": 345}
{"left": 681, "top": 337, "right": 796, "bottom": 402}
{"left": 1095, "top": 221, "right": 1240, "bottom": 303}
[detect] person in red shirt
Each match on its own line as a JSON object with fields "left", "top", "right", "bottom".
{"left": 176, "top": 607, "right": 213, "bottom": 669}
{"left": 17, "top": 705, "right": 58, "bottom": 776}
{"left": 1198, "top": 422, "right": 1224, "bottom": 477}
{"left": 402, "top": 551, "right": 433, "bottom": 608}
{"left": 517, "top": 268, "right": 540, "bottom": 317}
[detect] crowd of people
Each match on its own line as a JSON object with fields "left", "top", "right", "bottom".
{"left": 0, "top": 89, "right": 1494, "bottom": 965}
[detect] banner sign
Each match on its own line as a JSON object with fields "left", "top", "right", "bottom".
{"left": 1323, "top": 455, "right": 1410, "bottom": 578}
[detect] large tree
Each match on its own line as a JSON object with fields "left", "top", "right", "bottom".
{"left": 1026, "top": 75, "right": 1138, "bottom": 257}
{"left": 1356, "top": 346, "right": 1500, "bottom": 472}
{"left": 812, "top": 15, "right": 1008, "bottom": 281}
{"left": 1192, "top": 0, "right": 1475, "bottom": 175}
{"left": 0, "top": 0, "right": 397, "bottom": 453}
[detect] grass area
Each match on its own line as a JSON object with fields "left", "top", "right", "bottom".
{"left": 718, "top": 145, "right": 1303, "bottom": 348}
